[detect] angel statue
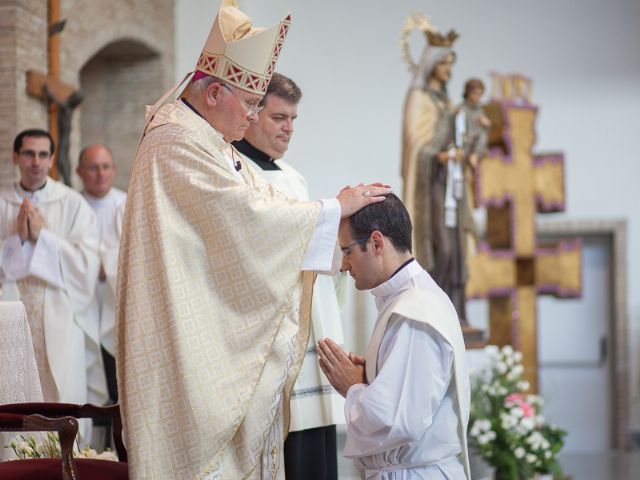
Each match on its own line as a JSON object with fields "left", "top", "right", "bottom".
{"left": 400, "top": 14, "right": 478, "bottom": 335}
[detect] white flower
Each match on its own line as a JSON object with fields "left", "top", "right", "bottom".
{"left": 96, "top": 451, "right": 119, "bottom": 461}
{"left": 513, "top": 351, "right": 523, "bottom": 362}
{"left": 496, "top": 362, "right": 508, "bottom": 374}
{"left": 74, "top": 447, "right": 118, "bottom": 461}
{"left": 486, "top": 430, "right": 496, "bottom": 440}
{"left": 485, "top": 345, "right": 499, "bottom": 358}
{"left": 502, "top": 345, "right": 514, "bottom": 356}
{"left": 5, "top": 434, "right": 117, "bottom": 462}
{"left": 471, "top": 419, "right": 493, "bottom": 438}
{"left": 526, "top": 431, "right": 545, "bottom": 449}
{"left": 511, "top": 364, "right": 524, "bottom": 376}
{"left": 515, "top": 447, "right": 525, "bottom": 458}
{"left": 78, "top": 447, "right": 98, "bottom": 459}
{"left": 470, "top": 422, "right": 482, "bottom": 437}
{"left": 511, "top": 407, "right": 524, "bottom": 418}
{"left": 500, "top": 412, "right": 517, "bottom": 430}
{"left": 517, "top": 380, "right": 530, "bottom": 391}
{"left": 526, "top": 453, "right": 537, "bottom": 463}
{"left": 506, "top": 370, "right": 519, "bottom": 382}
{"left": 545, "top": 450, "right": 552, "bottom": 459}
{"left": 520, "top": 417, "right": 535, "bottom": 431}
{"left": 477, "top": 434, "right": 490, "bottom": 445}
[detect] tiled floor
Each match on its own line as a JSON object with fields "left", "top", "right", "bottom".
{"left": 336, "top": 430, "right": 640, "bottom": 479}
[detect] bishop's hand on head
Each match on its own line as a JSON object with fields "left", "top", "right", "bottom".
{"left": 336, "top": 183, "right": 392, "bottom": 218}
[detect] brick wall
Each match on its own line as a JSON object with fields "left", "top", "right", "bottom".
{"left": 0, "top": 2, "right": 18, "bottom": 185}
{"left": 0, "top": 1, "right": 48, "bottom": 186}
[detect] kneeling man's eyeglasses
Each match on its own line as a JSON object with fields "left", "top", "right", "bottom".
{"left": 341, "top": 237, "right": 369, "bottom": 258}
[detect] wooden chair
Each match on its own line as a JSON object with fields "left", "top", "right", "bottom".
{"left": 0, "top": 403, "right": 128, "bottom": 480}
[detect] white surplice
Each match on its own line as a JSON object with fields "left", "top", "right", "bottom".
{"left": 82, "top": 188, "right": 126, "bottom": 360}
{"left": 343, "top": 260, "right": 471, "bottom": 480}
{"left": 241, "top": 155, "right": 345, "bottom": 432}
{"left": 0, "top": 180, "right": 101, "bottom": 409}
{"left": 82, "top": 188, "right": 127, "bottom": 240}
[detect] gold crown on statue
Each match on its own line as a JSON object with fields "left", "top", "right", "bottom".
{"left": 425, "top": 29, "right": 459, "bottom": 47}
{"left": 400, "top": 13, "right": 458, "bottom": 72}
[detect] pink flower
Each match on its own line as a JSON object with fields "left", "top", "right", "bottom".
{"left": 506, "top": 393, "right": 524, "bottom": 404}
{"left": 505, "top": 393, "right": 535, "bottom": 417}
{"left": 520, "top": 402, "right": 534, "bottom": 417}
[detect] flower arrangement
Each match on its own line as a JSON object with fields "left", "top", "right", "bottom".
{"left": 468, "top": 345, "right": 566, "bottom": 480}
{"left": 6, "top": 432, "right": 118, "bottom": 461}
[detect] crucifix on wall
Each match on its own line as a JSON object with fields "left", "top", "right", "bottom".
{"left": 466, "top": 73, "right": 582, "bottom": 393}
{"left": 25, "top": 3, "right": 82, "bottom": 186}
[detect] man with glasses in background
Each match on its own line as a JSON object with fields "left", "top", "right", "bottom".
{"left": 116, "top": 3, "right": 390, "bottom": 480}
{"left": 0, "top": 129, "right": 100, "bottom": 441}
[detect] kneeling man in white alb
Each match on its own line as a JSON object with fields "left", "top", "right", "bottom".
{"left": 318, "top": 193, "right": 471, "bottom": 479}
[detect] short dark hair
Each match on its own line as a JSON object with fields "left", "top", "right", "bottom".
{"left": 349, "top": 193, "right": 412, "bottom": 253}
{"left": 13, "top": 129, "right": 55, "bottom": 155}
{"left": 265, "top": 73, "right": 302, "bottom": 105}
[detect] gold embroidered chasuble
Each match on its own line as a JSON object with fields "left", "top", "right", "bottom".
{"left": 116, "top": 100, "right": 320, "bottom": 479}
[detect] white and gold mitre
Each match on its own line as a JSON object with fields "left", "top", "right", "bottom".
{"left": 195, "top": 4, "right": 291, "bottom": 95}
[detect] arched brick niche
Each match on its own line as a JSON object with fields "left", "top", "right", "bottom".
{"left": 79, "top": 39, "right": 163, "bottom": 191}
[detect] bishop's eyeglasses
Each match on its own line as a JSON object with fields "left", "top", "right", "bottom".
{"left": 221, "top": 83, "right": 264, "bottom": 116}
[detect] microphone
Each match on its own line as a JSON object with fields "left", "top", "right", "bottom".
{"left": 232, "top": 150, "right": 242, "bottom": 171}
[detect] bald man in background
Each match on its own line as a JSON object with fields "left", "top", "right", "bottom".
{"left": 77, "top": 145, "right": 126, "bottom": 405}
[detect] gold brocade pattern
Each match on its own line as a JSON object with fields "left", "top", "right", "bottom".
{"left": 117, "top": 101, "right": 320, "bottom": 480}
{"left": 17, "top": 277, "right": 58, "bottom": 402}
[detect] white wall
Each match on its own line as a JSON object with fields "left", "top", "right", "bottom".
{"left": 175, "top": 0, "right": 640, "bottom": 427}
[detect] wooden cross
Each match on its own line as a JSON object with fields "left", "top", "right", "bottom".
{"left": 466, "top": 76, "right": 582, "bottom": 393}
{"left": 24, "top": 0, "right": 77, "bottom": 183}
